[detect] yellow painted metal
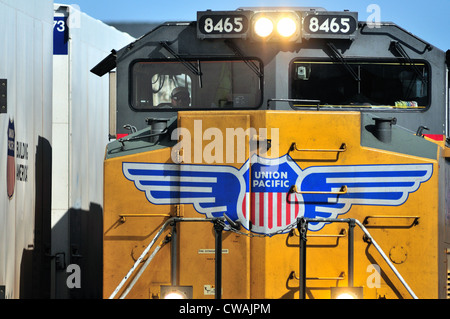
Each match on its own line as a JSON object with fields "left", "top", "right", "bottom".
{"left": 103, "top": 148, "right": 175, "bottom": 298}
{"left": 444, "top": 147, "right": 450, "bottom": 158}
{"left": 103, "top": 110, "right": 441, "bottom": 299}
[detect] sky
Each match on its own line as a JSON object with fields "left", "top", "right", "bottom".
{"left": 54, "top": 0, "right": 450, "bottom": 52}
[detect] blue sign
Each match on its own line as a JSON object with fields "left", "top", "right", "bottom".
{"left": 53, "top": 17, "right": 68, "bottom": 55}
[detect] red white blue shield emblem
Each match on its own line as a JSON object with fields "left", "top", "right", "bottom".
{"left": 241, "top": 155, "right": 303, "bottom": 235}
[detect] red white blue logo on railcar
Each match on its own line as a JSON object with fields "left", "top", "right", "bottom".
{"left": 7, "top": 118, "right": 15, "bottom": 199}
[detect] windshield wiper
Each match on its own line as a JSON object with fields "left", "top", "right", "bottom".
{"left": 390, "top": 41, "right": 427, "bottom": 85}
{"left": 326, "top": 42, "right": 361, "bottom": 82}
{"left": 225, "top": 39, "right": 263, "bottom": 78}
{"left": 160, "top": 41, "right": 203, "bottom": 88}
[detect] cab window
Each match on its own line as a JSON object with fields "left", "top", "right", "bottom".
{"left": 290, "top": 60, "right": 429, "bottom": 110}
{"left": 131, "top": 59, "right": 262, "bottom": 110}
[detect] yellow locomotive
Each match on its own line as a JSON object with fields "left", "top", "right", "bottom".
{"left": 92, "top": 7, "right": 450, "bottom": 299}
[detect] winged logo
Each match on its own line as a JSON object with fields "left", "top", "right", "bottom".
{"left": 123, "top": 161, "right": 249, "bottom": 220}
{"left": 123, "top": 154, "right": 433, "bottom": 235}
{"left": 296, "top": 163, "right": 433, "bottom": 231}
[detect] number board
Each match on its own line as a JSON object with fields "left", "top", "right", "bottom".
{"left": 197, "top": 11, "right": 251, "bottom": 39}
{"left": 302, "top": 11, "right": 358, "bottom": 39}
{"left": 53, "top": 16, "right": 69, "bottom": 55}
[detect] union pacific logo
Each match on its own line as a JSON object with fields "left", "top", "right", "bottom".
{"left": 123, "top": 154, "right": 432, "bottom": 235}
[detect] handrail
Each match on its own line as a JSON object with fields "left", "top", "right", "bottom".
{"left": 118, "top": 213, "right": 172, "bottom": 222}
{"left": 291, "top": 228, "right": 347, "bottom": 238}
{"left": 109, "top": 217, "right": 176, "bottom": 299}
{"left": 289, "top": 142, "right": 347, "bottom": 153}
{"left": 299, "top": 217, "right": 418, "bottom": 299}
{"left": 109, "top": 217, "right": 224, "bottom": 299}
{"left": 267, "top": 98, "right": 321, "bottom": 110}
{"left": 110, "top": 215, "right": 418, "bottom": 299}
{"left": 354, "top": 218, "right": 417, "bottom": 299}
{"left": 363, "top": 215, "right": 420, "bottom": 227}
{"left": 289, "top": 185, "right": 347, "bottom": 195}
{"left": 290, "top": 271, "right": 346, "bottom": 281}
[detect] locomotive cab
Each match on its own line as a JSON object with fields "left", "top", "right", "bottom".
{"left": 93, "top": 7, "right": 450, "bottom": 299}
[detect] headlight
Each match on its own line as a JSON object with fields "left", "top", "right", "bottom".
{"left": 160, "top": 285, "right": 193, "bottom": 299}
{"left": 330, "top": 287, "right": 364, "bottom": 299}
{"left": 335, "top": 292, "right": 358, "bottom": 299}
{"left": 164, "top": 291, "right": 185, "bottom": 299}
{"left": 251, "top": 11, "right": 301, "bottom": 41}
{"left": 277, "top": 17, "right": 297, "bottom": 37}
{"left": 254, "top": 17, "right": 274, "bottom": 38}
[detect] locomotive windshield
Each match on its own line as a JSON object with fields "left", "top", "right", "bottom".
{"left": 290, "top": 60, "right": 429, "bottom": 109}
{"left": 131, "top": 59, "right": 262, "bottom": 110}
